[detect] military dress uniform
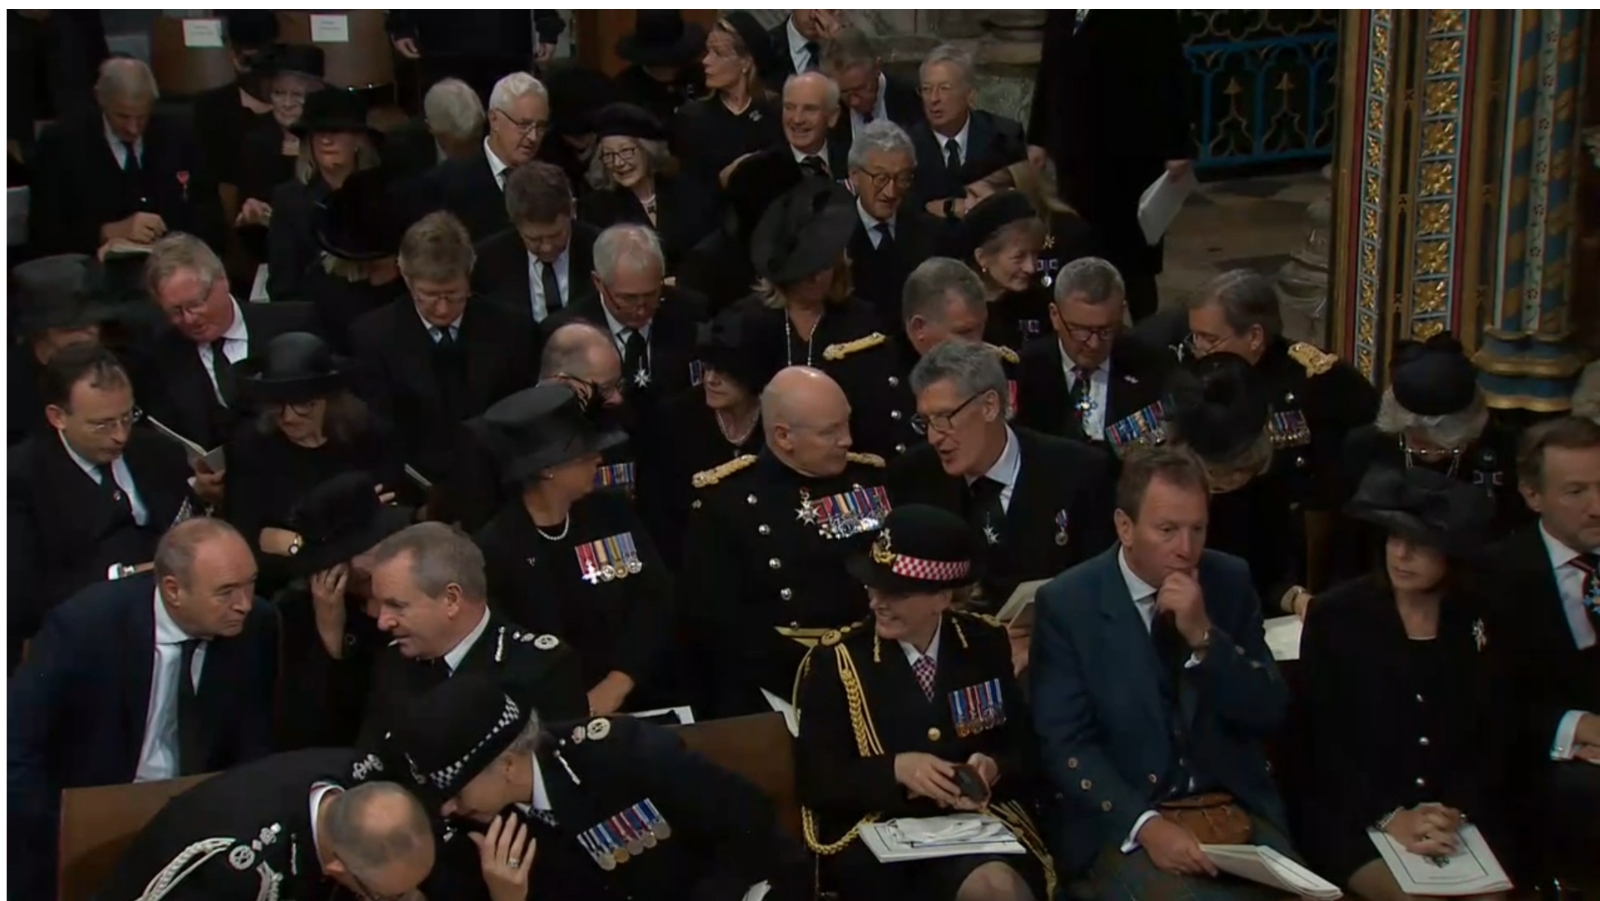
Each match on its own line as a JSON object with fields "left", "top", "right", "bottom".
{"left": 95, "top": 749, "right": 388, "bottom": 901}
{"left": 681, "top": 451, "right": 892, "bottom": 717}
{"left": 796, "top": 613, "right": 1054, "bottom": 901}
{"left": 357, "top": 612, "right": 589, "bottom": 746}
{"left": 1254, "top": 338, "right": 1378, "bottom": 513}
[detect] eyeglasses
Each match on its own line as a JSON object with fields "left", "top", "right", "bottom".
{"left": 270, "top": 89, "right": 308, "bottom": 104}
{"left": 911, "top": 392, "right": 984, "bottom": 435}
{"left": 162, "top": 283, "right": 217, "bottom": 322}
{"left": 272, "top": 400, "right": 318, "bottom": 417}
{"left": 1186, "top": 331, "right": 1226, "bottom": 354}
{"left": 1063, "top": 323, "right": 1117, "bottom": 343}
{"left": 856, "top": 169, "right": 915, "bottom": 192}
{"left": 84, "top": 407, "right": 144, "bottom": 435}
{"left": 599, "top": 146, "right": 638, "bottom": 167}
{"left": 495, "top": 109, "right": 549, "bottom": 138}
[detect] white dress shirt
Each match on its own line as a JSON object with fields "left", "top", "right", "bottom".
{"left": 62, "top": 432, "right": 149, "bottom": 526}
{"left": 932, "top": 116, "right": 972, "bottom": 168}
{"left": 309, "top": 782, "right": 340, "bottom": 857}
{"left": 897, "top": 620, "right": 942, "bottom": 669}
{"left": 135, "top": 589, "right": 207, "bottom": 782}
{"left": 785, "top": 16, "right": 815, "bottom": 73}
{"left": 601, "top": 305, "right": 653, "bottom": 371}
{"left": 848, "top": 73, "right": 891, "bottom": 140}
{"left": 1061, "top": 346, "right": 1110, "bottom": 440}
{"left": 515, "top": 752, "right": 558, "bottom": 818}
{"left": 857, "top": 199, "right": 896, "bottom": 249}
{"left": 529, "top": 248, "right": 571, "bottom": 321}
{"left": 442, "top": 607, "right": 493, "bottom": 674}
{"left": 105, "top": 118, "right": 144, "bottom": 169}
{"left": 417, "top": 308, "right": 463, "bottom": 344}
{"left": 485, "top": 138, "right": 512, "bottom": 190}
{"left": 791, "top": 142, "right": 832, "bottom": 176}
{"left": 198, "top": 299, "right": 250, "bottom": 406}
{"left": 1537, "top": 523, "right": 1598, "bottom": 760}
{"left": 966, "top": 426, "right": 1021, "bottom": 513}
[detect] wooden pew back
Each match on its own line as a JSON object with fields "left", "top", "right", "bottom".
{"left": 672, "top": 713, "right": 802, "bottom": 841}
{"left": 57, "top": 774, "right": 213, "bottom": 901}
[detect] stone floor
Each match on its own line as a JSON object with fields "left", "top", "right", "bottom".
{"left": 1155, "top": 169, "right": 1328, "bottom": 308}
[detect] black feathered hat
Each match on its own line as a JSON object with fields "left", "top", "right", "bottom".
{"left": 466, "top": 383, "right": 628, "bottom": 487}
{"left": 749, "top": 177, "right": 857, "bottom": 284}
{"left": 1345, "top": 466, "right": 1494, "bottom": 556}
{"left": 1162, "top": 352, "right": 1271, "bottom": 465}
{"left": 696, "top": 308, "right": 778, "bottom": 395}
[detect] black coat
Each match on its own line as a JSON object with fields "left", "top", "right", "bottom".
{"left": 549, "top": 286, "right": 710, "bottom": 415}
{"left": 825, "top": 72, "right": 925, "bottom": 160}
{"left": 357, "top": 610, "right": 588, "bottom": 746}
{"left": 94, "top": 749, "right": 384, "bottom": 901}
{"left": 1253, "top": 338, "right": 1379, "bottom": 513}
{"left": 7, "top": 429, "right": 196, "bottom": 640}
{"left": 1014, "top": 334, "right": 1174, "bottom": 446}
{"left": 671, "top": 95, "right": 785, "bottom": 194}
{"left": 638, "top": 391, "right": 764, "bottom": 572}
{"left": 907, "top": 110, "right": 1028, "bottom": 207}
{"left": 473, "top": 221, "right": 600, "bottom": 341}
{"left": 349, "top": 296, "right": 535, "bottom": 484}
{"left": 1205, "top": 471, "right": 1307, "bottom": 616}
{"left": 616, "top": 65, "right": 706, "bottom": 133}
{"left": 387, "top": 10, "right": 564, "bottom": 58}
{"left": 30, "top": 111, "right": 225, "bottom": 256}
{"left": 676, "top": 227, "right": 756, "bottom": 315}
{"left": 381, "top": 117, "right": 444, "bottom": 185}
{"left": 576, "top": 175, "right": 716, "bottom": 271}
{"left": 418, "top": 145, "right": 511, "bottom": 241}
{"left": 273, "top": 585, "right": 384, "bottom": 751}
{"left": 192, "top": 81, "right": 266, "bottom": 187}
{"left": 982, "top": 286, "right": 1054, "bottom": 354}
{"left": 237, "top": 116, "right": 297, "bottom": 204}
{"left": 1029, "top": 10, "right": 1191, "bottom": 277}
{"left": 680, "top": 452, "right": 891, "bottom": 716}
{"left": 265, "top": 177, "right": 326, "bottom": 302}
{"left": 1299, "top": 575, "right": 1512, "bottom": 882}
{"left": 8, "top": 343, "right": 50, "bottom": 448}
{"left": 477, "top": 490, "right": 677, "bottom": 706}
{"left": 847, "top": 205, "right": 943, "bottom": 339}
{"left": 886, "top": 427, "right": 1116, "bottom": 609}
{"left": 9, "top": 573, "right": 278, "bottom": 901}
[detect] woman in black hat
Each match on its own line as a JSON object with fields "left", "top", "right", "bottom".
{"left": 1299, "top": 466, "right": 1511, "bottom": 901}
{"left": 474, "top": 383, "right": 680, "bottom": 717}
{"left": 615, "top": 11, "right": 708, "bottom": 130}
{"left": 299, "top": 167, "right": 407, "bottom": 351}
{"left": 225, "top": 331, "right": 404, "bottom": 589}
{"left": 795, "top": 504, "right": 1053, "bottom": 901}
{"left": 8, "top": 254, "right": 121, "bottom": 446}
{"left": 1162, "top": 352, "right": 1307, "bottom": 617}
{"left": 577, "top": 102, "right": 715, "bottom": 272}
{"left": 265, "top": 88, "right": 386, "bottom": 305}
{"left": 235, "top": 46, "right": 327, "bottom": 226}
{"left": 957, "top": 191, "right": 1056, "bottom": 355}
{"left": 676, "top": 135, "right": 805, "bottom": 312}
{"left": 969, "top": 160, "right": 1100, "bottom": 292}
{"left": 267, "top": 470, "right": 415, "bottom": 749}
{"left": 671, "top": 13, "right": 784, "bottom": 194}
{"left": 734, "top": 178, "right": 916, "bottom": 458}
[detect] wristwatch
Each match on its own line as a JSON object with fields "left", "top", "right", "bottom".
{"left": 287, "top": 534, "right": 304, "bottom": 556}
{"left": 1188, "top": 628, "right": 1212, "bottom": 652}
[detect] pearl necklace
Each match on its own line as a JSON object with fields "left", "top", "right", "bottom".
{"left": 535, "top": 516, "right": 571, "bottom": 541}
{"left": 784, "top": 309, "right": 823, "bottom": 367}
{"left": 715, "top": 408, "right": 759, "bottom": 446}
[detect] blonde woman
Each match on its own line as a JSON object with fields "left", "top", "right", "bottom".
{"left": 672, "top": 12, "right": 784, "bottom": 191}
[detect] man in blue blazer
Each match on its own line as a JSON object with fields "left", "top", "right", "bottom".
{"left": 1030, "top": 445, "right": 1293, "bottom": 900}
{"left": 8, "top": 517, "right": 278, "bottom": 901}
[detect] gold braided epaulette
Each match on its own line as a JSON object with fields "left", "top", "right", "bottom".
{"left": 955, "top": 609, "right": 1005, "bottom": 629}
{"left": 986, "top": 343, "right": 1020, "bottom": 365}
{"left": 1287, "top": 342, "right": 1337, "bottom": 377}
{"left": 823, "top": 332, "right": 887, "bottom": 361}
{"left": 692, "top": 454, "right": 757, "bottom": 488}
{"left": 846, "top": 452, "right": 886, "bottom": 468}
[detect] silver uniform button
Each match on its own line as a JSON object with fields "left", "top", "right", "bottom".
{"left": 780, "top": 588, "right": 793, "bottom": 600}
{"left": 758, "top": 524, "right": 771, "bottom": 535}
{"left": 1415, "top": 777, "right": 1426, "bottom": 788}
{"left": 890, "top": 410, "right": 903, "bottom": 421}
{"left": 1418, "top": 736, "right": 1430, "bottom": 747}
{"left": 887, "top": 376, "right": 899, "bottom": 387}
{"left": 769, "top": 558, "right": 782, "bottom": 570}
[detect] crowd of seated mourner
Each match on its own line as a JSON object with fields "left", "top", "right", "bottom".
{"left": 6, "top": 9, "right": 1597, "bottom": 901}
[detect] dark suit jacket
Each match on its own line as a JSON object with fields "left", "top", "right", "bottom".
{"left": 546, "top": 285, "right": 710, "bottom": 412}
{"left": 848, "top": 205, "right": 943, "bottom": 338}
{"left": 7, "top": 429, "right": 195, "bottom": 640}
{"left": 826, "top": 72, "right": 925, "bottom": 158}
{"left": 30, "top": 111, "right": 225, "bottom": 256}
{"left": 135, "top": 301, "right": 322, "bottom": 451}
{"left": 763, "top": 17, "right": 804, "bottom": 84}
{"left": 1015, "top": 335, "right": 1175, "bottom": 444}
{"left": 473, "top": 220, "right": 601, "bottom": 339}
{"left": 381, "top": 117, "right": 443, "bottom": 185}
{"left": 7, "top": 573, "right": 277, "bottom": 900}
{"left": 1029, "top": 546, "right": 1289, "bottom": 874}
{"left": 907, "top": 110, "right": 1028, "bottom": 206}
{"left": 419, "top": 145, "right": 509, "bottom": 240}
{"left": 575, "top": 175, "right": 716, "bottom": 271}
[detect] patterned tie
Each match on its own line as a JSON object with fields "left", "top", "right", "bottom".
{"left": 1068, "top": 366, "right": 1093, "bottom": 427}
{"left": 1567, "top": 553, "right": 1600, "bottom": 631}
{"left": 912, "top": 655, "right": 937, "bottom": 701}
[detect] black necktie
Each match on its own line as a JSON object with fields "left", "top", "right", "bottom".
{"left": 210, "top": 338, "right": 237, "bottom": 407}
{"left": 801, "top": 154, "right": 828, "bottom": 178}
{"left": 95, "top": 463, "right": 134, "bottom": 521}
{"left": 968, "top": 476, "right": 1005, "bottom": 547}
{"left": 622, "top": 329, "right": 648, "bottom": 384}
{"left": 1068, "top": 366, "right": 1093, "bottom": 427}
{"left": 1568, "top": 554, "right": 1600, "bottom": 632}
{"left": 122, "top": 141, "right": 142, "bottom": 178}
{"left": 540, "top": 261, "right": 564, "bottom": 311}
{"left": 435, "top": 326, "right": 457, "bottom": 351}
{"left": 176, "top": 639, "right": 207, "bottom": 775}
{"left": 803, "top": 41, "right": 820, "bottom": 71}
{"left": 944, "top": 138, "right": 962, "bottom": 176}
{"left": 874, "top": 221, "right": 895, "bottom": 252}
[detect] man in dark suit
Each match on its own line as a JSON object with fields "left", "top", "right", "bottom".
{"left": 474, "top": 160, "right": 600, "bottom": 341}
{"left": 845, "top": 120, "right": 941, "bottom": 336}
{"left": 1030, "top": 445, "right": 1293, "bottom": 896}
{"left": 384, "top": 77, "right": 487, "bottom": 186}
{"left": 31, "top": 58, "right": 225, "bottom": 257}
{"left": 899, "top": 257, "right": 1020, "bottom": 423}
{"left": 352, "top": 211, "right": 535, "bottom": 488}
{"left": 388, "top": 10, "right": 565, "bottom": 105}
{"left": 419, "top": 71, "right": 551, "bottom": 241}
{"left": 8, "top": 344, "right": 197, "bottom": 651}
{"left": 1017, "top": 257, "right": 1175, "bottom": 450}
{"left": 764, "top": 9, "right": 842, "bottom": 84}
{"left": 137, "top": 233, "right": 320, "bottom": 493}
{"left": 8, "top": 517, "right": 277, "bottom": 901}
{"left": 1029, "top": 11, "right": 1192, "bottom": 321}
{"left": 908, "top": 45, "right": 1027, "bottom": 214}
{"left": 888, "top": 340, "right": 1115, "bottom": 612}
{"left": 358, "top": 522, "right": 588, "bottom": 745}
{"left": 1483, "top": 417, "right": 1600, "bottom": 878}
{"left": 818, "top": 27, "right": 924, "bottom": 159}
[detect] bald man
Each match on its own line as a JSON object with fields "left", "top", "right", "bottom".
{"left": 31, "top": 56, "right": 225, "bottom": 256}
{"left": 680, "top": 366, "right": 893, "bottom": 716}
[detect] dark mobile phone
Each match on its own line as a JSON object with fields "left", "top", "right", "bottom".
{"left": 953, "top": 764, "right": 990, "bottom": 804}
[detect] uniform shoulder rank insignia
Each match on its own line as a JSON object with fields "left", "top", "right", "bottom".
{"left": 822, "top": 331, "right": 886, "bottom": 361}
{"left": 986, "top": 343, "right": 1020, "bottom": 365}
{"left": 586, "top": 717, "right": 611, "bottom": 741}
{"left": 846, "top": 452, "right": 886, "bottom": 468}
{"left": 512, "top": 630, "right": 560, "bottom": 650}
{"left": 351, "top": 753, "right": 383, "bottom": 781}
{"left": 1287, "top": 341, "right": 1337, "bottom": 377}
{"left": 692, "top": 454, "right": 757, "bottom": 488}
{"left": 956, "top": 609, "right": 1004, "bottom": 629}
{"left": 820, "top": 629, "right": 844, "bottom": 647}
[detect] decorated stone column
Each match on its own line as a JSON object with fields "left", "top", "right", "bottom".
{"left": 1275, "top": 164, "right": 1333, "bottom": 346}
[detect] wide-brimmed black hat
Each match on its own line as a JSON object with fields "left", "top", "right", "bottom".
{"left": 290, "top": 88, "right": 380, "bottom": 138}
{"left": 313, "top": 168, "right": 401, "bottom": 261}
{"left": 1345, "top": 466, "right": 1494, "bottom": 556}
{"left": 237, "top": 331, "right": 346, "bottom": 405}
{"left": 259, "top": 43, "right": 325, "bottom": 82}
{"left": 467, "top": 383, "right": 628, "bottom": 487}
{"left": 11, "top": 254, "right": 120, "bottom": 337}
{"left": 697, "top": 308, "right": 778, "bottom": 394}
{"left": 282, "top": 471, "right": 416, "bottom": 579}
{"left": 1162, "top": 352, "right": 1270, "bottom": 464}
{"left": 618, "top": 11, "right": 707, "bottom": 68}
{"left": 750, "top": 177, "right": 857, "bottom": 284}
{"left": 956, "top": 191, "right": 1038, "bottom": 262}
{"left": 847, "top": 505, "right": 977, "bottom": 594}
{"left": 1390, "top": 334, "right": 1478, "bottom": 417}
{"left": 225, "top": 11, "right": 280, "bottom": 51}
{"left": 720, "top": 12, "right": 777, "bottom": 85}
{"left": 725, "top": 150, "right": 805, "bottom": 245}
{"left": 385, "top": 673, "right": 530, "bottom": 809}
{"left": 591, "top": 102, "right": 667, "bottom": 142}
{"left": 546, "top": 66, "right": 620, "bottom": 138}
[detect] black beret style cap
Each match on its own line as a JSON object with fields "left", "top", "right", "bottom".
{"left": 591, "top": 102, "right": 668, "bottom": 142}
{"left": 955, "top": 191, "right": 1038, "bottom": 262}
{"left": 1389, "top": 334, "right": 1478, "bottom": 417}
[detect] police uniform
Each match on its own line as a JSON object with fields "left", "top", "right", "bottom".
{"left": 95, "top": 749, "right": 387, "bottom": 901}
{"left": 388, "top": 674, "right": 810, "bottom": 901}
{"left": 1253, "top": 337, "right": 1378, "bottom": 512}
{"left": 681, "top": 450, "right": 891, "bottom": 717}
{"left": 794, "top": 508, "right": 1053, "bottom": 901}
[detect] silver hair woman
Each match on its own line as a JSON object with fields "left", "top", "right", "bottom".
{"left": 1375, "top": 337, "right": 1488, "bottom": 457}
